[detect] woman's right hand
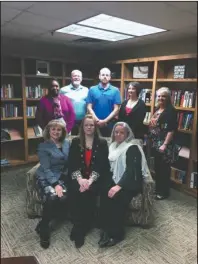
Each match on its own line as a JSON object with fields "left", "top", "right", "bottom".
{"left": 78, "top": 178, "right": 89, "bottom": 192}
{"left": 55, "top": 185, "right": 64, "bottom": 197}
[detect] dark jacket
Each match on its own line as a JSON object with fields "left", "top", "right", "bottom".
{"left": 156, "top": 105, "right": 178, "bottom": 136}
{"left": 118, "top": 99, "right": 146, "bottom": 139}
{"left": 118, "top": 145, "right": 143, "bottom": 193}
{"left": 68, "top": 137, "right": 111, "bottom": 189}
{"left": 36, "top": 139, "right": 70, "bottom": 188}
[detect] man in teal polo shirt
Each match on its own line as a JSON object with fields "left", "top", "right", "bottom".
{"left": 60, "top": 69, "right": 88, "bottom": 135}
{"left": 87, "top": 68, "right": 121, "bottom": 137}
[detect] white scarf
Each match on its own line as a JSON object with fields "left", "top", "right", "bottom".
{"left": 108, "top": 123, "right": 152, "bottom": 184}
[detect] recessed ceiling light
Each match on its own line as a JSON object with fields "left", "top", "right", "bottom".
{"left": 56, "top": 24, "right": 133, "bottom": 42}
{"left": 78, "top": 14, "right": 166, "bottom": 36}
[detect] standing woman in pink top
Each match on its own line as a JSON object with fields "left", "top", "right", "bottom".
{"left": 36, "top": 78, "right": 75, "bottom": 133}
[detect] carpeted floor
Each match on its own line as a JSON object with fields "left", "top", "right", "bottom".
{"left": 1, "top": 165, "right": 197, "bottom": 264}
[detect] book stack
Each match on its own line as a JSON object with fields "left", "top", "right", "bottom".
{"left": 1, "top": 84, "right": 14, "bottom": 98}
{"left": 177, "top": 112, "right": 193, "bottom": 130}
{"left": 143, "top": 112, "right": 151, "bottom": 124}
{"left": 171, "top": 90, "right": 196, "bottom": 108}
{"left": 139, "top": 89, "right": 152, "bottom": 103}
{"left": 171, "top": 167, "right": 186, "bottom": 184}
{"left": 26, "top": 106, "right": 37, "bottom": 117}
{"left": 1, "top": 104, "right": 18, "bottom": 118}
{"left": 27, "top": 125, "right": 43, "bottom": 138}
{"left": 190, "top": 172, "right": 197, "bottom": 189}
{"left": 25, "top": 85, "right": 48, "bottom": 98}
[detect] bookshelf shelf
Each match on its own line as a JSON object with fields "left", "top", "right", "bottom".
{"left": 175, "top": 107, "right": 195, "bottom": 112}
{"left": 111, "top": 79, "right": 121, "bottom": 81}
{"left": 27, "top": 116, "right": 36, "bottom": 119}
{"left": 1, "top": 138, "right": 24, "bottom": 143}
{"left": 171, "top": 178, "right": 184, "bottom": 185}
{"left": 157, "top": 78, "right": 197, "bottom": 82}
{"left": 25, "top": 74, "right": 62, "bottom": 79}
{"left": 1, "top": 98, "right": 23, "bottom": 101}
{"left": 178, "top": 129, "right": 193, "bottom": 134}
{"left": 28, "top": 136, "right": 43, "bottom": 139}
{"left": 124, "top": 78, "right": 153, "bottom": 82}
{"left": 26, "top": 98, "right": 40, "bottom": 101}
{"left": 28, "top": 155, "right": 39, "bottom": 162}
{"left": 10, "top": 159, "right": 26, "bottom": 166}
{"left": 1, "top": 73, "right": 21, "bottom": 77}
{"left": 1, "top": 117, "right": 23, "bottom": 120}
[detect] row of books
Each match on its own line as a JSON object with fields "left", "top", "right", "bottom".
{"left": 171, "top": 90, "right": 196, "bottom": 108}
{"left": 190, "top": 172, "right": 197, "bottom": 188}
{"left": 27, "top": 125, "right": 43, "bottom": 138}
{"left": 26, "top": 106, "right": 37, "bottom": 117}
{"left": 139, "top": 89, "right": 152, "bottom": 103}
{"left": 26, "top": 85, "right": 48, "bottom": 98}
{"left": 1, "top": 104, "right": 18, "bottom": 118}
{"left": 171, "top": 167, "right": 186, "bottom": 184}
{"left": 177, "top": 112, "right": 193, "bottom": 130}
{"left": 1, "top": 84, "right": 14, "bottom": 98}
{"left": 143, "top": 112, "right": 151, "bottom": 124}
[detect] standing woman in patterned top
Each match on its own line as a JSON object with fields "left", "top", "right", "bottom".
{"left": 118, "top": 82, "right": 146, "bottom": 141}
{"left": 67, "top": 114, "right": 111, "bottom": 248}
{"left": 148, "top": 87, "right": 179, "bottom": 200}
{"left": 35, "top": 78, "right": 75, "bottom": 133}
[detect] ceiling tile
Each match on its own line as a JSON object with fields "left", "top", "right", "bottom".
{"left": 27, "top": 2, "right": 99, "bottom": 23}
{"left": 12, "top": 11, "right": 68, "bottom": 31}
{"left": 1, "top": 1, "right": 35, "bottom": 11}
{"left": 165, "top": 2, "right": 197, "bottom": 11}
{"left": 1, "top": 6, "right": 22, "bottom": 25}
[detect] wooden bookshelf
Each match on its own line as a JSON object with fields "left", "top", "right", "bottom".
{"left": 112, "top": 53, "right": 197, "bottom": 197}
{"left": 1, "top": 56, "right": 97, "bottom": 167}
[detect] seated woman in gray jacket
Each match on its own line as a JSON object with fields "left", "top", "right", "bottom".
{"left": 99, "top": 122, "right": 150, "bottom": 247}
{"left": 35, "top": 119, "right": 70, "bottom": 249}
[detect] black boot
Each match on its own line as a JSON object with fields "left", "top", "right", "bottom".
{"left": 98, "top": 230, "right": 110, "bottom": 248}
{"left": 35, "top": 221, "right": 50, "bottom": 249}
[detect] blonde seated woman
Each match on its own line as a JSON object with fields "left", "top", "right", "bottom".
{"left": 99, "top": 122, "right": 150, "bottom": 247}
{"left": 35, "top": 120, "right": 70, "bottom": 249}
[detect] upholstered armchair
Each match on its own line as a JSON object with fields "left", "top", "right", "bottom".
{"left": 26, "top": 137, "right": 155, "bottom": 228}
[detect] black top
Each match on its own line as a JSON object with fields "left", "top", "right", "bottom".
{"left": 118, "top": 99, "right": 147, "bottom": 139}
{"left": 117, "top": 145, "right": 143, "bottom": 193}
{"left": 149, "top": 105, "right": 178, "bottom": 142}
{"left": 67, "top": 137, "right": 111, "bottom": 188}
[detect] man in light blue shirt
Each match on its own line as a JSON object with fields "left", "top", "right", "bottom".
{"left": 60, "top": 70, "right": 88, "bottom": 135}
{"left": 87, "top": 68, "right": 121, "bottom": 137}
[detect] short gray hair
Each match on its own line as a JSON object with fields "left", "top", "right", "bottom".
{"left": 71, "top": 69, "right": 82, "bottom": 77}
{"left": 157, "top": 87, "right": 172, "bottom": 106}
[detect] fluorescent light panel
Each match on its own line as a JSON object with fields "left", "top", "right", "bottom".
{"left": 78, "top": 14, "right": 166, "bottom": 36}
{"left": 56, "top": 24, "right": 133, "bottom": 42}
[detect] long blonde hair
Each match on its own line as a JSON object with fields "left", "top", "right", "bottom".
{"left": 43, "top": 119, "right": 67, "bottom": 142}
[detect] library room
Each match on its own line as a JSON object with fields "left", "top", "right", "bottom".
{"left": 1, "top": 1, "right": 197, "bottom": 264}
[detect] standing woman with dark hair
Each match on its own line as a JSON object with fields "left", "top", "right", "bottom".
{"left": 35, "top": 78, "right": 75, "bottom": 132}
{"left": 118, "top": 82, "right": 146, "bottom": 140}
{"left": 148, "top": 87, "right": 179, "bottom": 200}
{"left": 68, "top": 114, "right": 111, "bottom": 248}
